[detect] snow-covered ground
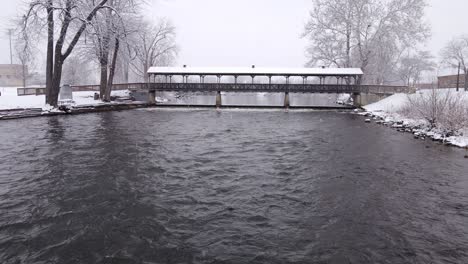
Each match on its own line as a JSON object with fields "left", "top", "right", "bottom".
{"left": 0, "top": 87, "right": 132, "bottom": 111}
{"left": 363, "top": 89, "right": 468, "bottom": 148}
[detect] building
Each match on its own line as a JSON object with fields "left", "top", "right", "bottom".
{"left": 438, "top": 74, "right": 466, "bottom": 89}
{"left": 415, "top": 83, "right": 436, "bottom": 90}
{"left": 0, "top": 64, "right": 27, "bottom": 87}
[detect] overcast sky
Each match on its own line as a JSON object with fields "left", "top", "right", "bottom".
{"left": 0, "top": 0, "right": 467, "bottom": 72}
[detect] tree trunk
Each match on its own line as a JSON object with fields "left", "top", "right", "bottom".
{"left": 45, "top": 0, "right": 54, "bottom": 105}
{"left": 143, "top": 62, "right": 149, "bottom": 83}
{"left": 50, "top": 59, "right": 64, "bottom": 106}
{"left": 346, "top": 28, "right": 351, "bottom": 68}
{"left": 45, "top": 0, "right": 109, "bottom": 107}
{"left": 123, "top": 61, "right": 129, "bottom": 83}
{"left": 105, "top": 38, "right": 120, "bottom": 101}
{"left": 464, "top": 69, "right": 468, "bottom": 91}
{"left": 22, "top": 63, "right": 27, "bottom": 88}
{"left": 100, "top": 61, "right": 108, "bottom": 99}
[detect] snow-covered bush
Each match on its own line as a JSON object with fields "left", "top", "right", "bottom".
{"left": 403, "top": 89, "right": 468, "bottom": 135}
{"left": 406, "top": 89, "right": 447, "bottom": 128}
{"left": 438, "top": 93, "right": 468, "bottom": 134}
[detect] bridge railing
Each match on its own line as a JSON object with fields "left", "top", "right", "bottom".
{"left": 15, "top": 83, "right": 413, "bottom": 96}
{"left": 147, "top": 83, "right": 362, "bottom": 93}
{"left": 360, "top": 85, "right": 415, "bottom": 94}
{"left": 17, "top": 83, "right": 148, "bottom": 96}
{"left": 71, "top": 83, "right": 147, "bottom": 92}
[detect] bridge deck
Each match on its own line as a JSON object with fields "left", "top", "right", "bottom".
{"left": 148, "top": 83, "right": 361, "bottom": 93}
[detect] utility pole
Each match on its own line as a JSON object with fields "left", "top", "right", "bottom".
{"left": 8, "top": 29, "right": 13, "bottom": 64}
{"left": 456, "top": 62, "right": 461, "bottom": 92}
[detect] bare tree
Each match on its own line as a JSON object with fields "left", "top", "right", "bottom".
{"left": 114, "top": 41, "right": 136, "bottom": 83}
{"left": 22, "top": 0, "right": 110, "bottom": 107}
{"left": 82, "top": 0, "right": 143, "bottom": 101}
{"left": 62, "top": 55, "right": 96, "bottom": 85}
{"left": 130, "top": 19, "right": 177, "bottom": 82}
{"left": 13, "top": 29, "right": 35, "bottom": 87}
{"left": 440, "top": 35, "right": 468, "bottom": 91}
{"left": 397, "top": 50, "right": 435, "bottom": 86}
{"left": 303, "top": 0, "right": 354, "bottom": 68}
{"left": 304, "top": 0, "right": 430, "bottom": 84}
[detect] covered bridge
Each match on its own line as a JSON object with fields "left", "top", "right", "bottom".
{"left": 146, "top": 66, "right": 364, "bottom": 107}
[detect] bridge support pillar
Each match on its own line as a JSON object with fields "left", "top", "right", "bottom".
{"left": 284, "top": 92, "right": 290, "bottom": 108}
{"left": 216, "top": 91, "right": 222, "bottom": 108}
{"left": 351, "top": 92, "right": 362, "bottom": 107}
{"left": 148, "top": 90, "right": 156, "bottom": 104}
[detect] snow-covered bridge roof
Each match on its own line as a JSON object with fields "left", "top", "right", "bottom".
{"left": 148, "top": 66, "right": 363, "bottom": 77}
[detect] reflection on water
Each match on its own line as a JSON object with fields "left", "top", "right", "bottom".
{"left": 1, "top": 110, "right": 468, "bottom": 263}
{"left": 154, "top": 92, "right": 349, "bottom": 107}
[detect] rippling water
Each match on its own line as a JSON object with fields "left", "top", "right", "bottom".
{"left": 1, "top": 109, "right": 468, "bottom": 264}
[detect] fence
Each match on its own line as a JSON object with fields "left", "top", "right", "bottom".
{"left": 17, "top": 83, "right": 147, "bottom": 96}
{"left": 17, "top": 87, "right": 46, "bottom": 96}
{"left": 359, "top": 85, "right": 415, "bottom": 94}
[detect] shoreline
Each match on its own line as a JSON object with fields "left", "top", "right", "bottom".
{"left": 0, "top": 102, "right": 152, "bottom": 120}
{"left": 361, "top": 90, "right": 468, "bottom": 149}
{"left": 357, "top": 110, "right": 468, "bottom": 149}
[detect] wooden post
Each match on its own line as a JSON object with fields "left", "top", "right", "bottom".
{"left": 284, "top": 91, "right": 290, "bottom": 108}
{"left": 148, "top": 90, "right": 156, "bottom": 104}
{"left": 216, "top": 91, "right": 222, "bottom": 108}
{"left": 456, "top": 62, "right": 461, "bottom": 92}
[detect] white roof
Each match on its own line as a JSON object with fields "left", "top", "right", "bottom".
{"left": 148, "top": 66, "right": 363, "bottom": 76}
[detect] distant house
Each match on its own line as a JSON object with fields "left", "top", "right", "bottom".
{"left": 438, "top": 74, "right": 466, "bottom": 89}
{"left": 0, "top": 64, "right": 27, "bottom": 87}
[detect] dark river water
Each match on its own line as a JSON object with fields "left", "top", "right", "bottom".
{"left": 1, "top": 109, "right": 468, "bottom": 264}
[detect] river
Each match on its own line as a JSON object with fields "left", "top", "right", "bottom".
{"left": 1, "top": 109, "right": 467, "bottom": 263}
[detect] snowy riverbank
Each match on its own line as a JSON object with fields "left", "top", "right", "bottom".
{"left": 362, "top": 89, "right": 468, "bottom": 148}
{"left": 0, "top": 87, "right": 133, "bottom": 111}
